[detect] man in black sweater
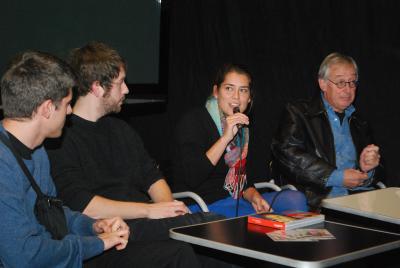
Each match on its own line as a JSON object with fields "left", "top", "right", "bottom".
{"left": 46, "top": 42, "right": 225, "bottom": 267}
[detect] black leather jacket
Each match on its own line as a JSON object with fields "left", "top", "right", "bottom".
{"left": 271, "top": 95, "right": 382, "bottom": 209}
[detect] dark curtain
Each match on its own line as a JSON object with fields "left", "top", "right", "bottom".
{"left": 166, "top": 0, "right": 400, "bottom": 186}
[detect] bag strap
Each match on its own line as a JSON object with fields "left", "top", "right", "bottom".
{"left": 0, "top": 132, "right": 45, "bottom": 198}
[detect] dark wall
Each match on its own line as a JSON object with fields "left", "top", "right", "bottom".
{"left": 1, "top": 0, "right": 398, "bottom": 187}
{"left": 117, "top": 102, "right": 170, "bottom": 175}
{"left": 165, "top": 0, "right": 400, "bottom": 186}
{"left": 0, "top": 0, "right": 161, "bottom": 84}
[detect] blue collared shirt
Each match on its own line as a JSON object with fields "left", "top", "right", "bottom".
{"left": 322, "top": 95, "right": 373, "bottom": 197}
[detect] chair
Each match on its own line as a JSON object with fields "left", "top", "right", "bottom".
{"left": 172, "top": 182, "right": 288, "bottom": 213}
{"left": 267, "top": 160, "right": 299, "bottom": 190}
{"left": 376, "top": 181, "right": 386, "bottom": 189}
{"left": 253, "top": 181, "right": 282, "bottom": 191}
{"left": 172, "top": 191, "right": 209, "bottom": 212}
{"left": 254, "top": 179, "right": 298, "bottom": 191}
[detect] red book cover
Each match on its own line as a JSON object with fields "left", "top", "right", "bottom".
{"left": 247, "top": 212, "right": 324, "bottom": 230}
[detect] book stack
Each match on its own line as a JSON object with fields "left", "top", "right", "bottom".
{"left": 247, "top": 211, "right": 324, "bottom": 230}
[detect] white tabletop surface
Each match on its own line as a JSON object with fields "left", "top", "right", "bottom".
{"left": 322, "top": 187, "right": 400, "bottom": 224}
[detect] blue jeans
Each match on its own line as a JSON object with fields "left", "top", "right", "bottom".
{"left": 189, "top": 190, "right": 308, "bottom": 218}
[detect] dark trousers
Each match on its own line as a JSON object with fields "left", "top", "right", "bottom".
{"left": 85, "top": 212, "right": 232, "bottom": 268}
{"left": 127, "top": 212, "right": 225, "bottom": 241}
{"left": 84, "top": 240, "right": 201, "bottom": 268}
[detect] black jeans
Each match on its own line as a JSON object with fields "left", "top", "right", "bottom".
{"left": 85, "top": 212, "right": 237, "bottom": 268}
{"left": 84, "top": 240, "right": 201, "bottom": 268}
{"left": 127, "top": 212, "right": 225, "bottom": 241}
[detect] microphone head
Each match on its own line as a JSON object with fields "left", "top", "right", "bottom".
{"left": 232, "top": 106, "right": 243, "bottom": 129}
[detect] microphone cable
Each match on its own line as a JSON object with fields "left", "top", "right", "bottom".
{"left": 235, "top": 128, "right": 243, "bottom": 217}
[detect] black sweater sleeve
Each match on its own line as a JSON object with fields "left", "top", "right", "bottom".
{"left": 173, "top": 109, "right": 216, "bottom": 189}
{"left": 123, "top": 123, "right": 164, "bottom": 192}
{"left": 47, "top": 116, "right": 164, "bottom": 212}
{"left": 47, "top": 131, "right": 96, "bottom": 212}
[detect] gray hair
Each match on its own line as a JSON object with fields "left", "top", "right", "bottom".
{"left": 318, "top": 52, "right": 358, "bottom": 80}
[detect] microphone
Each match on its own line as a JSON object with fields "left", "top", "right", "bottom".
{"left": 233, "top": 106, "right": 243, "bottom": 217}
{"left": 233, "top": 106, "right": 243, "bottom": 129}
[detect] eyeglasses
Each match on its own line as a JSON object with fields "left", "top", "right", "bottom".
{"left": 327, "top": 79, "right": 358, "bottom": 89}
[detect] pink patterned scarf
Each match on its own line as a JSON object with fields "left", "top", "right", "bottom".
{"left": 205, "top": 97, "right": 249, "bottom": 199}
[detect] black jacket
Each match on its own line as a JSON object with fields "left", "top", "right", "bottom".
{"left": 271, "top": 94, "right": 382, "bottom": 209}
{"left": 172, "top": 107, "right": 261, "bottom": 204}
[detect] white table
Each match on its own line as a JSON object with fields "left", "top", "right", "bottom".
{"left": 322, "top": 187, "right": 400, "bottom": 225}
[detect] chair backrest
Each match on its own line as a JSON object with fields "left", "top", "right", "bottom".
{"left": 376, "top": 181, "right": 386, "bottom": 189}
{"left": 254, "top": 181, "right": 282, "bottom": 191}
{"left": 172, "top": 191, "right": 209, "bottom": 212}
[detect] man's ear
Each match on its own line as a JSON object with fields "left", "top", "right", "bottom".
{"left": 318, "top": 78, "right": 327, "bottom": 93}
{"left": 90, "top": 81, "right": 105, "bottom": 97}
{"left": 36, "top": 99, "right": 54, "bottom": 119}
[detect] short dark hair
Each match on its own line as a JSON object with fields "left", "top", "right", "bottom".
{"left": 213, "top": 63, "right": 253, "bottom": 89}
{"left": 69, "top": 41, "right": 126, "bottom": 96}
{"left": 1, "top": 51, "right": 75, "bottom": 119}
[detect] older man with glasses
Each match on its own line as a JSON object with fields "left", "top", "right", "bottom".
{"left": 271, "top": 52, "right": 383, "bottom": 210}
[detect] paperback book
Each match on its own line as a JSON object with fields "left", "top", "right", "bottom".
{"left": 247, "top": 211, "right": 324, "bottom": 230}
{"left": 267, "top": 228, "right": 335, "bottom": 242}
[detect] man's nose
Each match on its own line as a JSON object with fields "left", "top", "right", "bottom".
{"left": 123, "top": 82, "right": 129, "bottom": 94}
{"left": 343, "top": 84, "right": 353, "bottom": 92}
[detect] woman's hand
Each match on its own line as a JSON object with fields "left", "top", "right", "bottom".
{"left": 222, "top": 112, "right": 249, "bottom": 141}
{"left": 251, "top": 196, "right": 271, "bottom": 213}
{"left": 243, "top": 187, "right": 272, "bottom": 213}
{"left": 206, "top": 112, "right": 249, "bottom": 166}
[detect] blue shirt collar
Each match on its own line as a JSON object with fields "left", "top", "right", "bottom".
{"left": 321, "top": 92, "right": 355, "bottom": 118}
